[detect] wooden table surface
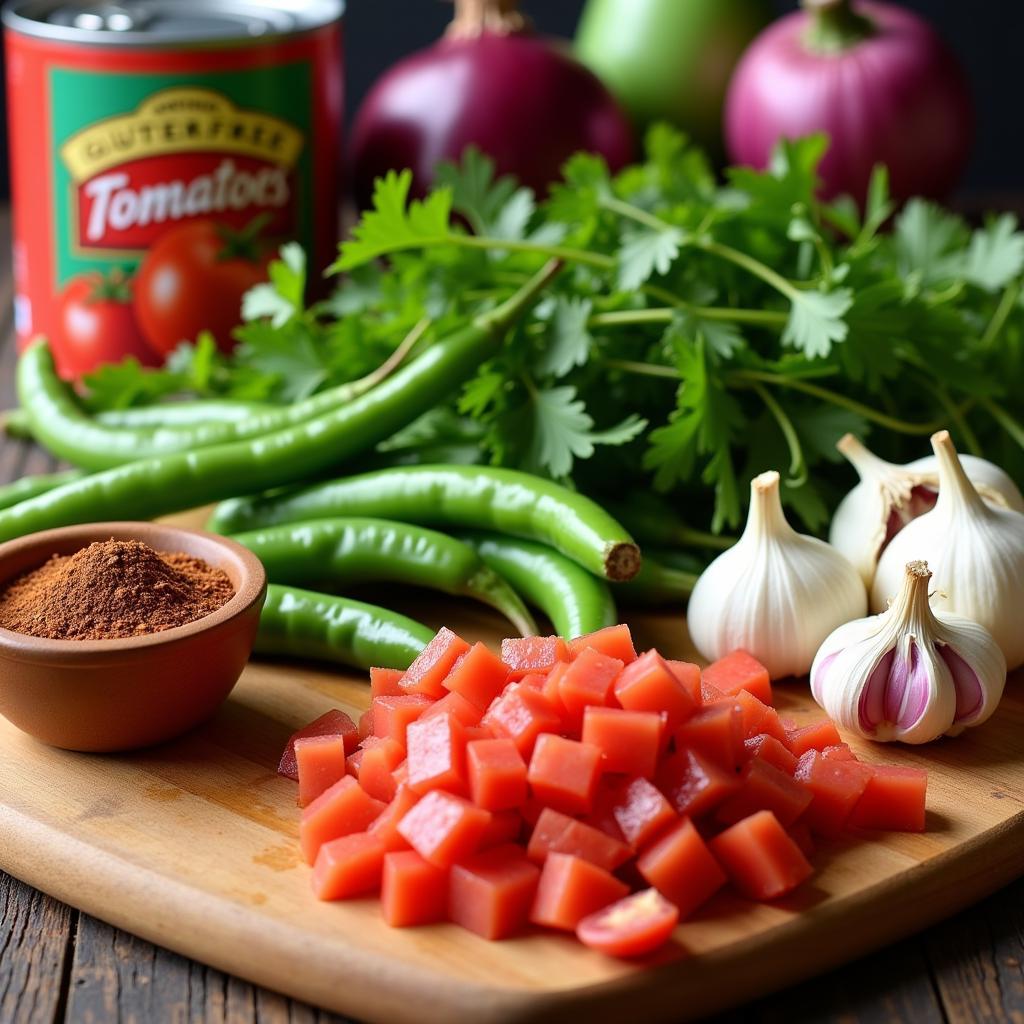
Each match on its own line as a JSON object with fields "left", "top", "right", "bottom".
{"left": 0, "top": 207, "right": 1021, "bottom": 1024}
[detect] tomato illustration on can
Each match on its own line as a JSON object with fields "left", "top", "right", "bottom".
{"left": 4, "top": 1, "right": 344, "bottom": 379}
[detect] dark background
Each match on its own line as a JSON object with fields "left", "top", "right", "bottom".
{"left": 1, "top": 0, "right": 1019, "bottom": 195}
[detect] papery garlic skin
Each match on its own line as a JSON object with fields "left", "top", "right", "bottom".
{"left": 812, "top": 560, "right": 1006, "bottom": 744}
{"left": 688, "top": 470, "right": 867, "bottom": 680}
{"left": 829, "top": 434, "right": 1024, "bottom": 588}
{"left": 871, "top": 432, "right": 1024, "bottom": 670}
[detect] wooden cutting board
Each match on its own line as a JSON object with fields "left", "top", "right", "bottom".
{"left": 0, "top": 548, "right": 1022, "bottom": 1023}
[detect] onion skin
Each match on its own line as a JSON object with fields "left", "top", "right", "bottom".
{"left": 723, "top": 1, "right": 973, "bottom": 205}
{"left": 350, "top": 31, "right": 635, "bottom": 208}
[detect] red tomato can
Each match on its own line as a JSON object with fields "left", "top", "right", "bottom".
{"left": 3, "top": 0, "right": 344, "bottom": 378}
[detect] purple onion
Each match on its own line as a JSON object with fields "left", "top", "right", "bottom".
{"left": 724, "top": 0, "right": 973, "bottom": 205}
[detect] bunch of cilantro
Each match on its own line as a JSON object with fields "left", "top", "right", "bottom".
{"left": 84, "top": 128, "right": 1024, "bottom": 537}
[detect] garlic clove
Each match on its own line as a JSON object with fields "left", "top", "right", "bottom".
{"left": 870, "top": 431, "right": 1024, "bottom": 669}
{"left": 688, "top": 470, "right": 867, "bottom": 680}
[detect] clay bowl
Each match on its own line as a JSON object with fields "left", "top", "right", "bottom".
{"left": 0, "top": 522, "right": 266, "bottom": 752}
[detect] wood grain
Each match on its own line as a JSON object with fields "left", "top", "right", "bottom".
{"left": 0, "top": 579, "right": 1021, "bottom": 1024}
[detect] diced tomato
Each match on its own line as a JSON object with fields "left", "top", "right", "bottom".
{"left": 311, "top": 832, "right": 386, "bottom": 900}
{"left": 370, "top": 667, "right": 406, "bottom": 699}
{"left": 278, "top": 709, "right": 358, "bottom": 782}
{"left": 581, "top": 706, "right": 662, "bottom": 778}
{"left": 657, "top": 748, "right": 741, "bottom": 819}
{"left": 530, "top": 852, "right": 629, "bottom": 931}
{"left": 300, "top": 775, "right": 387, "bottom": 865}
{"left": 700, "top": 680, "right": 725, "bottom": 703}
{"left": 482, "top": 682, "right": 563, "bottom": 758}
{"left": 603, "top": 776, "right": 676, "bottom": 850}
{"left": 636, "top": 818, "right": 726, "bottom": 918}
{"left": 401, "top": 627, "right": 470, "bottom": 698}
{"left": 404, "top": 712, "right": 468, "bottom": 797}
{"left": 449, "top": 844, "right": 540, "bottom": 939}
{"left": 785, "top": 719, "right": 843, "bottom": 757}
{"left": 346, "top": 748, "right": 364, "bottom": 778}
{"left": 466, "top": 738, "right": 528, "bottom": 811}
{"left": 731, "top": 689, "right": 787, "bottom": 742}
{"left": 381, "top": 850, "right": 448, "bottom": 927}
{"left": 500, "top": 636, "right": 569, "bottom": 680}
{"left": 709, "top": 810, "right": 813, "bottom": 900}
{"left": 701, "top": 650, "right": 772, "bottom": 705}
{"left": 294, "top": 735, "right": 349, "bottom": 808}
{"left": 526, "top": 807, "right": 631, "bottom": 870}
{"left": 568, "top": 624, "right": 638, "bottom": 664}
{"left": 462, "top": 724, "right": 495, "bottom": 743}
{"left": 519, "top": 672, "right": 547, "bottom": 691}
{"left": 666, "top": 659, "right": 703, "bottom": 706}
{"left": 558, "top": 647, "right": 624, "bottom": 732}
{"left": 744, "top": 734, "right": 798, "bottom": 775}
{"left": 356, "top": 736, "right": 405, "bottom": 803}
{"left": 850, "top": 765, "right": 927, "bottom": 832}
{"left": 788, "top": 821, "right": 816, "bottom": 858}
{"left": 675, "top": 702, "right": 745, "bottom": 771}
{"left": 528, "top": 734, "right": 603, "bottom": 815}
{"left": 443, "top": 641, "right": 510, "bottom": 709}
{"left": 614, "top": 650, "right": 698, "bottom": 732}
{"left": 821, "top": 743, "right": 857, "bottom": 762}
{"left": 421, "top": 690, "right": 483, "bottom": 728}
{"left": 479, "top": 808, "right": 524, "bottom": 849}
{"left": 371, "top": 694, "right": 434, "bottom": 748}
{"left": 716, "top": 757, "right": 813, "bottom": 827}
{"left": 576, "top": 888, "right": 679, "bottom": 959}
{"left": 368, "top": 786, "right": 419, "bottom": 852}
{"left": 794, "top": 750, "right": 873, "bottom": 837}
{"left": 397, "top": 790, "right": 491, "bottom": 868}
{"left": 358, "top": 709, "right": 373, "bottom": 741}
{"left": 540, "top": 661, "right": 569, "bottom": 712}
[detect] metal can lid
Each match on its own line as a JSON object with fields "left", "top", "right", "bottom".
{"left": 2, "top": 0, "right": 344, "bottom": 45}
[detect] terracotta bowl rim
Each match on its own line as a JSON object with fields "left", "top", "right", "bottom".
{"left": 0, "top": 521, "right": 266, "bottom": 662}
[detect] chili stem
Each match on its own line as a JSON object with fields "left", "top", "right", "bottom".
{"left": 354, "top": 318, "right": 430, "bottom": 394}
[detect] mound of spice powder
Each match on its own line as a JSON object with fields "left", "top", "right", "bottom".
{"left": 0, "top": 539, "right": 235, "bottom": 640}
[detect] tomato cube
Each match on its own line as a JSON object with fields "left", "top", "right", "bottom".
{"left": 657, "top": 748, "right": 741, "bottom": 819}
{"left": 530, "top": 853, "right": 629, "bottom": 931}
{"left": 604, "top": 776, "right": 676, "bottom": 850}
{"left": 702, "top": 650, "right": 773, "bottom": 705}
{"left": 449, "top": 844, "right": 540, "bottom": 939}
{"left": 443, "top": 641, "right": 510, "bottom": 709}
{"left": 479, "top": 809, "right": 524, "bottom": 849}
{"left": 368, "top": 785, "right": 420, "bottom": 851}
{"left": 850, "top": 765, "right": 927, "bottom": 832}
{"left": 582, "top": 706, "right": 662, "bottom": 778}
{"left": 744, "top": 734, "right": 798, "bottom": 775}
{"left": 526, "top": 807, "right": 631, "bottom": 871}
{"left": 821, "top": 743, "right": 857, "bottom": 762}
{"left": 401, "top": 627, "right": 470, "bottom": 698}
{"left": 614, "top": 650, "right": 699, "bottom": 732}
{"left": 371, "top": 694, "right": 434, "bottom": 748}
{"left": 370, "top": 667, "right": 406, "bottom": 699}
{"left": 481, "top": 682, "right": 562, "bottom": 758}
{"left": 576, "top": 888, "right": 679, "bottom": 958}
{"left": 701, "top": 680, "right": 725, "bottom": 703}
{"left": 346, "top": 748, "right": 364, "bottom": 778}
{"left": 294, "top": 735, "right": 349, "bottom": 808}
{"left": 636, "top": 817, "right": 726, "bottom": 917}
{"left": 397, "top": 790, "right": 491, "bottom": 868}
{"left": 794, "top": 750, "right": 872, "bottom": 837}
{"left": 311, "top": 832, "right": 386, "bottom": 901}
{"left": 540, "top": 661, "right": 569, "bottom": 712}
{"left": 356, "top": 736, "right": 405, "bottom": 803}
{"left": 675, "top": 701, "right": 745, "bottom": 771}
{"left": 358, "top": 709, "right": 373, "bottom": 741}
{"left": 381, "top": 850, "right": 448, "bottom": 927}
{"left": 300, "top": 775, "right": 387, "bottom": 865}
{"left": 709, "top": 810, "right": 813, "bottom": 900}
{"left": 278, "top": 709, "right": 358, "bottom": 782}
{"left": 466, "top": 738, "right": 528, "bottom": 811}
{"left": 568, "top": 624, "right": 638, "bottom": 664}
{"left": 500, "top": 635, "right": 569, "bottom": 680}
{"left": 421, "top": 690, "right": 483, "bottom": 728}
{"left": 785, "top": 719, "right": 843, "bottom": 757}
{"left": 731, "top": 689, "right": 787, "bottom": 742}
{"left": 716, "top": 757, "right": 813, "bottom": 827}
{"left": 528, "top": 734, "right": 603, "bottom": 815}
{"left": 404, "top": 713, "right": 468, "bottom": 797}
{"left": 558, "top": 647, "right": 624, "bottom": 732}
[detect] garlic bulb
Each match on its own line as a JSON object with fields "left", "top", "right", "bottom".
{"left": 812, "top": 561, "right": 1006, "bottom": 743}
{"left": 688, "top": 470, "right": 867, "bottom": 679}
{"left": 871, "top": 431, "right": 1024, "bottom": 669}
{"left": 829, "top": 433, "right": 1024, "bottom": 587}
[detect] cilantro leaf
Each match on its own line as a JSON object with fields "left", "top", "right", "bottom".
{"left": 536, "top": 297, "right": 593, "bottom": 377}
{"left": 435, "top": 147, "right": 518, "bottom": 236}
{"left": 963, "top": 214, "right": 1024, "bottom": 292}
{"left": 232, "top": 320, "right": 328, "bottom": 401}
{"left": 893, "top": 199, "right": 967, "bottom": 283}
{"left": 617, "top": 227, "right": 683, "bottom": 290}
{"left": 241, "top": 243, "right": 306, "bottom": 326}
{"left": 782, "top": 288, "right": 853, "bottom": 357}
{"left": 81, "top": 359, "right": 186, "bottom": 411}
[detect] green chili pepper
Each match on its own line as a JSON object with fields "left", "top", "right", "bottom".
{"left": 17, "top": 319, "right": 429, "bottom": 470}
{"left": 255, "top": 583, "right": 433, "bottom": 670}
{"left": 0, "top": 261, "right": 561, "bottom": 544}
{"left": 602, "top": 493, "right": 735, "bottom": 551}
{"left": 460, "top": 531, "right": 616, "bottom": 639}
{"left": 231, "top": 518, "right": 536, "bottom": 636}
{"left": 0, "top": 469, "right": 88, "bottom": 512}
{"left": 209, "top": 463, "right": 641, "bottom": 582}
{"left": 613, "top": 553, "right": 698, "bottom": 606}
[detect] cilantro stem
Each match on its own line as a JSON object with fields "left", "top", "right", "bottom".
{"left": 358, "top": 317, "right": 431, "bottom": 391}
{"left": 601, "top": 196, "right": 671, "bottom": 234}
{"left": 981, "top": 279, "right": 1020, "bottom": 348}
{"left": 981, "top": 398, "right": 1024, "bottom": 450}
{"left": 604, "top": 359, "right": 679, "bottom": 380}
{"left": 751, "top": 383, "right": 808, "bottom": 487}
{"left": 453, "top": 235, "right": 614, "bottom": 269}
{"left": 589, "top": 307, "right": 787, "bottom": 329}
{"left": 917, "top": 374, "right": 982, "bottom": 456}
